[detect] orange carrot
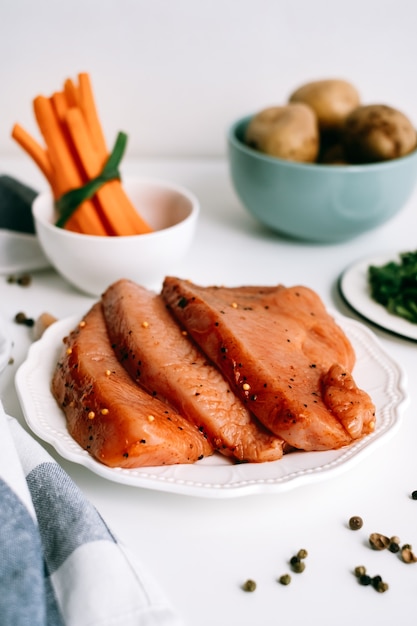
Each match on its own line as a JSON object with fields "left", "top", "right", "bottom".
{"left": 65, "top": 107, "right": 153, "bottom": 235}
{"left": 12, "top": 72, "right": 152, "bottom": 237}
{"left": 78, "top": 73, "right": 108, "bottom": 157}
{"left": 33, "top": 95, "right": 108, "bottom": 236}
{"left": 11, "top": 123, "right": 55, "bottom": 190}
{"left": 34, "top": 95, "right": 81, "bottom": 193}
{"left": 11, "top": 122, "right": 85, "bottom": 233}
{"left": 63, "top": 78, "right": 79, "bottom": 108}
{"left": 51, "top": 91, "right": 68, "bottom": 122}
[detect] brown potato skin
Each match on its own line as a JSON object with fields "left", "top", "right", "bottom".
{"left": 245, "top": 103, "right": 319, "bottom": 163}
{"left": 289, "top": 79, "right": 360, "bottom": 132}
{"left": 342, "top": 104, "right": 417, "bottom": 164}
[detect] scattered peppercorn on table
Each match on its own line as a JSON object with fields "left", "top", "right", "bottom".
{"left": 1, "top": 155, "right": 417, "bottom": 626}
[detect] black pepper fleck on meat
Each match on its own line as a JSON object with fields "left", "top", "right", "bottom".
{"left": 177, "top": 297, "right": 188, "bottom": 308}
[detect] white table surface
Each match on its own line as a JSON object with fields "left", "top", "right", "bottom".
{"left": 1, "top": 156, "right": 417, "bottom": 626}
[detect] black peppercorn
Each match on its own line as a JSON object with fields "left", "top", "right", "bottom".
{"left": 359, "top": 574, "right": 372, "bottom": 586}
{"left": 388, "top": 541, "right": 400, "bottom": 553}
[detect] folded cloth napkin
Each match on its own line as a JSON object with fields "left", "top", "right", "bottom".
{"left": 0, "top": 402, "right": 183, "bottom": 626}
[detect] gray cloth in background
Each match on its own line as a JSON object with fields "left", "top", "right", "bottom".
{"left": 0, "top": 175, "right": 38, "bottom": 234}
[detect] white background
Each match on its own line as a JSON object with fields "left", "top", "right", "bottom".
{"left": 1, "top": 0, "right": 417, "bottom": 160}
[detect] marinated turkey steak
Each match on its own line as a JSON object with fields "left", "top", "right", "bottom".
{"left": 51, "top": 301, "right": 213, "bottom": 467}
{"left": 161, "top": 277, "right": 376, "bottom": 451}
{"left": 101, "top": 279, "right": 287, "bottom": 463}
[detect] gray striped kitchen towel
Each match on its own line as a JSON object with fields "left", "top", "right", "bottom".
{"left": 0, "top": 401, "right": 183, "bottom": 626}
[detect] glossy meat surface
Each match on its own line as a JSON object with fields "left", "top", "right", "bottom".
{"left": 101, "top": 279, "right": 286, "bottom": 462}
{"left": 161, "top": 277, "right": 376, "bottom": 451}
{"left": 51, "top": 302, "right": 213, "bottom": 467}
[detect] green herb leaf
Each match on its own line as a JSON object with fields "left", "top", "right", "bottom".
{"left": 368, "top": 251, "right": 417, "bottom": 324}
{"left": 54, "top": 131, "right": 128, "bottom": 228}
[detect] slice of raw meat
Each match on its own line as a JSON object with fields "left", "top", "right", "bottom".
{"left": 161, "top": 277, "right": 376, "bottom": 451}
{"left": 51, "top": 301, "right": 213, "bottom": 468}
{"left": 101, "top": 279, "right": 286, "bottom": 463}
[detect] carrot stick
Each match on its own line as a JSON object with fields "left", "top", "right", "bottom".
{"left": 63, "top": 212, "right": 85, "bottom": 234}
{"left": 33, "top": 95, "right": 108, "bottom": 236}
{"left": 11, "top": 124, "right": 85, "bottom": 233}
{"left": 63, "top": 78, "right": 79, "bottom": 108}
{"left": 102, "top": 180, "right": 155, "bottom": 234}
{"left": 65, "top": 107, "right": 153, "bottom": 235}
{"left": 50, "top": 91, "right": 88, "bottom": 188}
{"left": 34, "top": 95, "right": 82, "bottom": 193}
{"left": 51, "top": 91, "right": 68, "bottom": 121}
{"left": 78, "top": 73, "right": 108, "bottom": 157}
{"left": 11, "top": 123, "right": 55, "bottom": 190}
{"left": 13, "top": 72, "right": 153, "bottom": 238}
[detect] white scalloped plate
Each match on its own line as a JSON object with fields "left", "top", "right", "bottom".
{"left": 15, "top": 312, "right": 408, "bottom": 498}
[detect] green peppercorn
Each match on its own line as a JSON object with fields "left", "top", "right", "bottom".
{"left": 14, "top": 311, "right": 34, "bottom": 327}
{"left": 15, "top": 312, "right": 27, "bottom": 324}
{"left": 297, "top": 549, "right": 308, "bottom": 559}
{"left": 354, "top": 565, "right": 367, "bottom": 578}
{"left": 17, "top": 273, "right": 32, "bottom": 287}
{"left": 278, "top": 574, "right": 291, "bottom": 586}
{"left": 411, "top": 491, "right": 417, "bottom": 500}
{"left": 242, "top": 579, "right": 256, "bottom": 592}
{"left": 401, "top": 545, "right": 417, "bottom": 563}
{"left": 291, "top": 560, "right": 305, "bottom": 574}
{"left": 376, "top": 581, "right": 389, "bottom": 593}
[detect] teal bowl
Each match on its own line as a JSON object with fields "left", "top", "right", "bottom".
{"left": 227, "top": 115, "right": 417, "bottom": 243}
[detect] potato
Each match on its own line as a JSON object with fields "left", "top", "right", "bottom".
{"left": 342, "top": 104, "right": 417, "bottom": 163}
{"left": 289, "top": 79, "right": 360, "bottom": 132}
{"left": 245, "top": 103, "right": 319, "bottom": 163}
{"left": 245, "top": 106, "right": 283, "bottom": 152}
{"left": 319, "top": 143, "right": 349, "bottom": 165}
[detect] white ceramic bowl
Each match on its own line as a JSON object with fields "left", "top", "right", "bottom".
{"left": 32, "top": 177, "right": 199, "bottom": 296}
